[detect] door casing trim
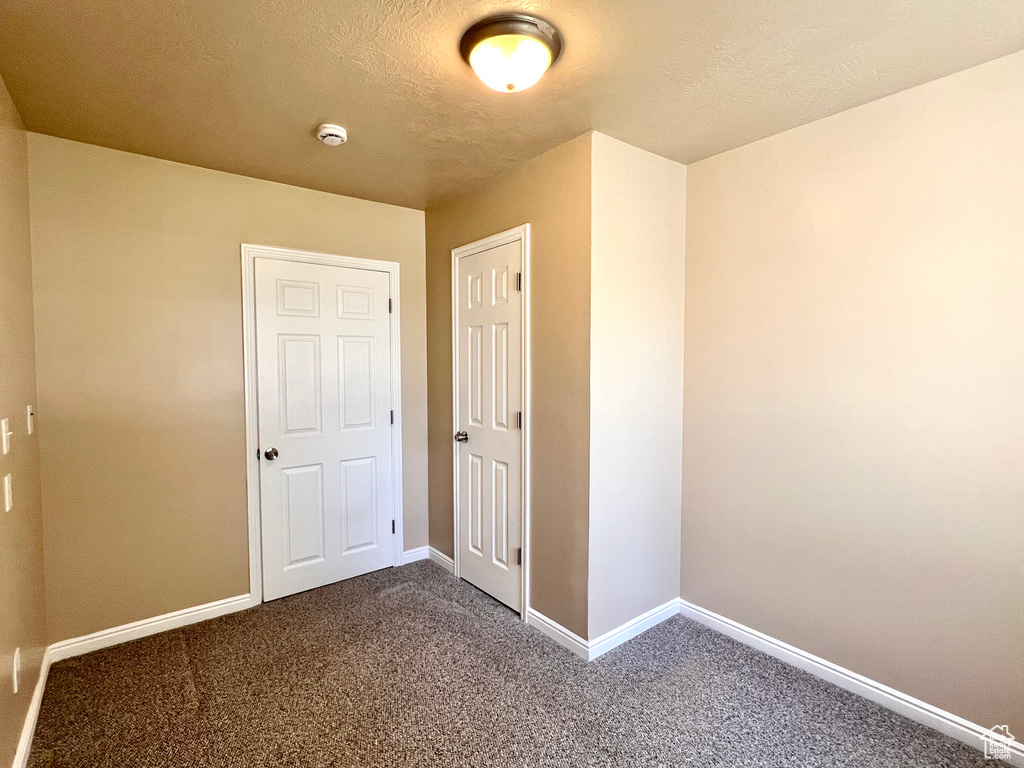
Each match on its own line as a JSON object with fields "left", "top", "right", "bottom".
{"left": 450, "top": 224, "right": 531, "bottom": 620}
{"left": 241, "top": 243, "right": 405, "bottom": 604}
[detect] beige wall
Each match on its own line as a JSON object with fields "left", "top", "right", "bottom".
{"left": 588, "top": 133, "right": 685, "bottom": 639}
{"left": 0, "top": 76, "right": 47, "bottom": 764}
{"left": 27, "top": 135, "right": 428, "bottom": 643}
{"left": 682, "top": 51, "right": 1024, "bottom": 733}
{"left": 425, "top": 134, "right": 592, "bottom": 637}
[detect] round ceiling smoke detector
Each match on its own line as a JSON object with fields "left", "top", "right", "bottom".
{"left": 316, "top": 124, "right": 347, "bottom": 146}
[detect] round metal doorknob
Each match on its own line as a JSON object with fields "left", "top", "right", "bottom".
{"left": 264, "top": 447, "right": 279, "bottom": 460}
{"left": 454, "top": 431, "right": 469, "bottom": 443}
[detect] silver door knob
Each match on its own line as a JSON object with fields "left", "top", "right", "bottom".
{"left": 454, "top": 431, "right": 469, "bottom": 443}
{"left": 264, "top": 447, "right": 279, "bottom": 460}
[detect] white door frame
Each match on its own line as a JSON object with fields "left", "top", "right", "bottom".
{"left": 241, "top": 243, "right": 405, "bottom": 604}
{"left": 451, "top": 224, "right": 531, "bottom": 620}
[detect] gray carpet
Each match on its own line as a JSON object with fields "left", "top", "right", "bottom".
{"left": 29, "top": 561, "right": 1000, "bottom": 767}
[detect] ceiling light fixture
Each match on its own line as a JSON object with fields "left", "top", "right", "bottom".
{"left": 460, "top": 14, "right": 562, "bottom": 93}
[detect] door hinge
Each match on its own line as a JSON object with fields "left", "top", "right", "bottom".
{"left": 516, "top": 272, "right": 522, "bottom": 292}
{"left": 517, "top": 411, "right": 522, "bottom": 429}
{"left": 516, "top": 547, "right": 522, "bottom": 566}
{"left": 391, "top": 410, "right": 394, "bottom": 424}
{"left": 389, "top": 298, "right": 393, "bottom": 313}
{"left": 392, "top": 520, "right": 396, "bottom": 535}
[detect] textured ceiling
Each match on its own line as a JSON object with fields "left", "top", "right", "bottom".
{"left": 0, "top": 0, "right": 1021, "bottom": 209}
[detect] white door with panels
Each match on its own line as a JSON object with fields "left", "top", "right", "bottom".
{"left": 453, "top": 228, "right": 527, "bottom": 612}
{"left": 255, "top": 257, "right": 395, "bottom": 601}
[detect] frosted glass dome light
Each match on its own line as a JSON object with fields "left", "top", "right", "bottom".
{"left": 460, "top": 15, "right": 562, "bottom": 94}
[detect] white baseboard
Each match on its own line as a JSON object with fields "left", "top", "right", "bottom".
{"left": 401, "top": 546, "right": 429, "bottom": 564}
{"left": 677, "top": 598, "right": 1024, "bottom": 767}
{"left": 526, "top": 608, "right": 590, "bottom": 659}
{"left": 428, "top": 546, "right": 455, "bottom": 574}
{"left": 13, "top": 592, "right": 255, "bottom": 768}
{"left": 526, "top": 599, "right": 679, "bottom": 662}
{"left": 47, "top": 593, "right": 255, "bottom": 663}
{"left": 528, "top": 595, "right": 1021, "bottom": 763}
{"left": 12, "top": 650, "right": 50, "bottom": 768}
{"left": 14, "top": 584, "right": 1017, "bottom": 767}
{"left": 588, "top": 600, "right": 680, "bottom": 660}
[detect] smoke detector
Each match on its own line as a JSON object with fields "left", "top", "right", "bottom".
{"left": 316, "top": 124, "right": 347, "bottom": 146}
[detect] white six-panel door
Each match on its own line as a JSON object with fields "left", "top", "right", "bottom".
{"left": 454, "top": 233, "right": 525, "bottom": 612}
{"left": 255, "top": 257, "right": 395, "bottom": 601}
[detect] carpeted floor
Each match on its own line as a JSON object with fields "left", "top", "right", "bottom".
{"left": 29, "top": 560, "right": 1000, "bottom": 767}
